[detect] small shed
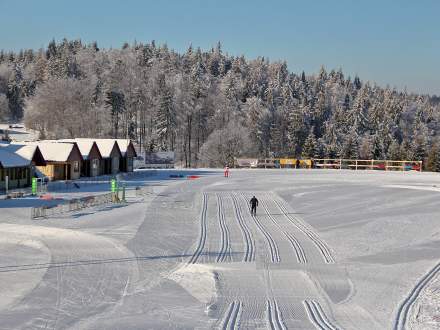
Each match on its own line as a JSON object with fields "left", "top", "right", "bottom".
{"left": 74, "top": 139, "right": 122, "bottom": 175}
{"left": 116, "top": 139, "right": 137, "bottom": 172}
{"left": 0, "top": 144, "right": 45, "bottom": 189}
{"left": 59, "top": 140, "right": 103, "bottom": 177}
{"left": 36, "top": 143, "right": 83, "bottom": 180}
{"left": 14, "top": 142, "right": 83, "bottom": 181}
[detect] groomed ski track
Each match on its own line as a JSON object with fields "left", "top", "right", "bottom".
{"left": 2, "top": 169, "right": 440, "bottom": 329}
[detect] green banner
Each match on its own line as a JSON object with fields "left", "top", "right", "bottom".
{"left": 111, "top": 179, "right": 116, "bottom": 193}
{"left": 32, "top": 178, "right": 37, "bottom": 195}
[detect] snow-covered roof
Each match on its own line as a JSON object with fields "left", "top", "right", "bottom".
{"left": 0, "top": 143, "right": 38, "bottom": 161}
{"left": 0, "top": 148, "right": 31, "bottom": 168}
{"left": 63, "top": 138, "right": 119, "bottom": 158}
{"left": 115, "top": 139, "right": 133, "bottom": 157}
{"left": 58, "top": 139, "right": 96, "bottom": 159}
{"left": 12, "top": 141, "right": 76, "bottom": 162}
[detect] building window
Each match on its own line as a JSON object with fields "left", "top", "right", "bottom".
{"left": 92, "top": 159, "right": 99, "bottom": 169}
{"left": 73, "top": 161, "right": 79, "bottom": 172}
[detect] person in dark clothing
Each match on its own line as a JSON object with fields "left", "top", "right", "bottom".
{"left": 250, "top": 196, "right": 259, "bottom": 216}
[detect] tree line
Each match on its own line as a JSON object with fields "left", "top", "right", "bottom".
{"left": 1, "top": 39, "right": 440, "bottom": 170}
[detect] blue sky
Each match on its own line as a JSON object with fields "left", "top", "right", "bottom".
{"left": 0, "top": 0, "right": 439, "bottom": 95}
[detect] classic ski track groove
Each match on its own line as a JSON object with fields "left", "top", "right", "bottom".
{"left": 216, "top": 194, "right": 231, "bottom": 262}
{"left": 260, "top": 198, "right": 307, "bottom": 264}
{"left": 271, "top": 195, "right": 335, "bottom": 264}
{"left": 231, "top": 193, "right": 255, "bottom": 262}
{"left": 394, "top": 261, "right": 440, "bottom": 330}
{"left": 267, "top": 299, "right": 287, "bottom": 330}
{"left": 188, "top": 192, "right": 208, "bottom": 264}
{"left": 239, "top": 193, "right": 280, "bottom": 263}
{"left": 222, "top": 300, "right": 242, "bottom": 330}
{"left": 303, "top": 299, "right": 340, "bottom": 330}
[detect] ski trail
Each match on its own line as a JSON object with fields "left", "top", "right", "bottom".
{"left": 394, "top": 261, "right": 440, "bottom": 330}
{"left": 266, "top": 299, "right": 287, "bottom": 330}
{"left": 271, "top": 194, "right": 335, "bottom": 264}
{"left": 239, "top": 193, "right": 280, "bottom": 263}
{"left": 188, "top": 193, "right": 208, "bottom": 264}
{"left": 303, "top": 299, "right": 340, "bottom": 330}
{"left": 216, "top": 194, "right": 231, "bottom": 262}
{"left": 231, "top": 193, "right": 255, "bottom": 262}
{"left": 221, "top": 301, "right": 242, "bottom": 330}
{"left": 260, "top": 198, "right": 307, "bottom": 264}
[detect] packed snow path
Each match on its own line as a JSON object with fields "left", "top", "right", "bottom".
{"left": 1, "top": 169, "right": 440, "bottom": 329}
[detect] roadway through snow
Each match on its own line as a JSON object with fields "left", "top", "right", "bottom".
{"left": 1, "top": 169, "right": 440, "bottom": 329}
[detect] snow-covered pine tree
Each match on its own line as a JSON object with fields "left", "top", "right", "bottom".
{"left": 341, "top": 129, "right": 359, "bottom": 159}
{"left": 426, "top": 142, "right": 440, "bottom": 172}
{"left": 155, "top": 75, "right": 175, "bottom": 150}
{"left": 388, "top": 140, "right": 401, "bottom": 160}
{"left": 358, "top": 136, "right": 373, "bottom": 159}
{"left": 302, "top": 128, "right": 317, "bottom": 158}
{"left": 105, "top": 90, "right": 125, "bottom": 138}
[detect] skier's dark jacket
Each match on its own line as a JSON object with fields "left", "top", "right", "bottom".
{"left": 250, "top": 197, "right": 259, "bottom": 207}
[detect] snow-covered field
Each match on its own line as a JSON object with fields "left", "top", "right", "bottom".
{"left": 1, "top": 169, "right": 440, "bottom": 329}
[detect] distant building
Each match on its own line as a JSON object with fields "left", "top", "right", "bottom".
{"left": 11, "top": 142, "right": 83, "bottom": 181}
{"left": 0, "top": 144, "right": 46, "bottom": 190}
{"left": 59, "top": 140, "right": 103, "bottom": 177}
{"left": 68, "top": 139, "right": 122, "bottom": 175}
{"left": 116, "top": 139, "right": 137, "bottom": 172}
{"left": 0, "top": 138, "right": 137, "bottom": 184}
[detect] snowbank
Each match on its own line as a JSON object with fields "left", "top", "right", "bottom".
{"left": 168, "top": 264, "right": 218, "bottom": 304}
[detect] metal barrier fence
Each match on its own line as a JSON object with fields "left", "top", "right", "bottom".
{"left": 31, "top": 192, "right": 114, "bottom": 219}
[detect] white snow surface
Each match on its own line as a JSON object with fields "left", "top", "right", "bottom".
{"left": 0, "top": 169, "right": 440, "bottom": 329}
{"left": 168, "top": 263, "right": 218, "bottom": 304}
{"left": 0, "top": 143, "right": 38, "bottom": 161}
{"left": 115, "top": 138, "right": 131, "bottom": 156}
{"left": 11, "top": 141, "right": 76, "bottom": 162}
{"left": 58, "top": 139, "right": 95, "bottom": 158}
{"left": 0, "top": 148, "right": 31, "bottom": 167}
{"left": 63, "top": 138, "right": 118, "bottom": 158}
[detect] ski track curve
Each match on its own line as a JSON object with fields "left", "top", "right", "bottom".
{"left": 304, "top": 299, "right": 340, "bottom": 330}
{"left": 394, "top": 261, "right": 440, "bottom": 330}
{"left": 216, "top": 194, "right": 231, "bottom": 263}
{"left": 239, "top": 193, "right": 280, "bottom": 263}
{"left": 260, "top": 198, "right": 307, "bottom": 264}
{"left": 0, "top": 224, "right": 135, "bottom": 329}
{"left": 221, "top": 300, "right": 242, "bottom": 330}
{"left": 188, "top": 192, "right": 208, "bottom": 264}
{"left": 271, "top": 194, "right": 335, "bottom": 264}
{"left": 231, "top": 193, "right": 255, "bottom": 262}
{"left": 267, "top": 299, "right": 287, "bottom": 330}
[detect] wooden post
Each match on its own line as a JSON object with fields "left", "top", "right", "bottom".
{"left": 355, "top": 160, "right": 358, "bottom": 170}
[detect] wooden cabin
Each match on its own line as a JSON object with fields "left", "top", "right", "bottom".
{"left": 72, "top": 139, "right": 122, "bottom": 175}
{"left": 0, "top": 144, "right": 46, "bottom": 190}
{"left": 36, "top": 143, "right": 83, "bottom": 180}
{"left": 15, "top": 142, "right": 83, "bottom": 181}
{"left": 116, "top": 139, "right": 137, "bottom": 172}
{"left": 59, "top": 140, "right": 103, "bottom": 177}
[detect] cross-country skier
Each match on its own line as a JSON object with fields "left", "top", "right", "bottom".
{"left": 250, "top": 195, "right": 259, "bottom": 216}
{"left": 224, "top": 165, "right": 230, "bottom": 178}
